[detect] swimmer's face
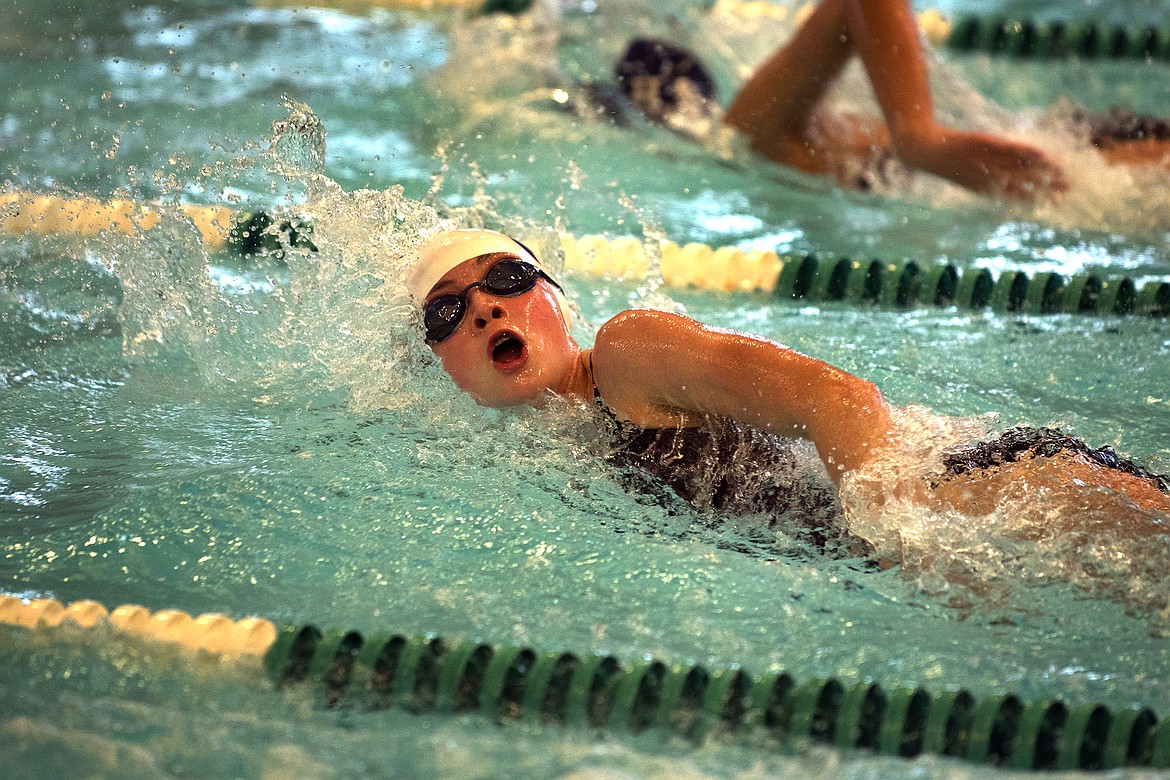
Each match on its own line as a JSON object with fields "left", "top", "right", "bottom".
{"left": 423, "top": 254, "right": 577, "bottom": 408}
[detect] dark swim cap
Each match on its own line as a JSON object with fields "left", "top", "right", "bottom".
{"left": 614, "top": 38, "right": 717, "bottom": 119}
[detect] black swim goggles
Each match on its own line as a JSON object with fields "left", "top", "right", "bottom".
{"left": 423, "top": 256, "right": 563, "bottom": 345}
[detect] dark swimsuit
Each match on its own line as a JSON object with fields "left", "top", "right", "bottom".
{"left": 590, "top": 357, "right": 1167, "bottom": 558}
{"left": 938, "top": 425, "right": 1170, "bottom": 494}
{"left": 1069, "top": 105, "right": 1170, "bottom": 148}
{"left": 589, "top": 357, "right": 861, "bottom": 555}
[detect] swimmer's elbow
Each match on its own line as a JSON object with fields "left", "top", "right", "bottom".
{"left": 822, "top": 378, "right": 893, "bottom": 478}
{"left": 851, "top": 378, "right": 893, "bottom": 443}
{"left": 858, "top": 377, "right": 890, "bottom": 418}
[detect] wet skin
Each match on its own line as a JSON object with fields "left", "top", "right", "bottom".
{"left": 425, "top": 252, "right": 587, "bottom": 408}
{"left": 424, "top": 254, "right": 1169, "bottom": 527}
{"left": 425, "top": 255, "right": 892, "bottom": 484}
{"left": 723, "top": 0, "right": 1071, "bottom": 199}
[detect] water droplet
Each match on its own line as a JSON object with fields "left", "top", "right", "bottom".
{"left": 270, "top": 98, "right": 327, "bottom": 177}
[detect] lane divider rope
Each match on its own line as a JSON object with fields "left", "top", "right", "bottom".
{"left": 246, "top": 0, "right": 953, "bottom": 46}
{"left": 0, "top": 594, "right": 277, "bottom": 656}
{"left": 246, "top": 0, "right": 1170, "bottom": 61}
{"left": 0, "top": 191, "right": 237, "bottom": 249}
{"left": 712, "top": 0, "right": 1170, "bottom": 60}
{"left": 944, "top": 15, "right": 1170, "bottom": 60}
{"left": 4, "top": 191, "right": 1167, "bottom": 316}
{"left": 252, "top": 0, "right": 529, "bottom": 13}
{"left": 560, "top": 233, "right": 1170, "bottom": 317}
{"left": 709, "top": 0, "right": 952, "bottom": 45}
{"left": 2, "top": 595, "right": 1168, "bottom": 772}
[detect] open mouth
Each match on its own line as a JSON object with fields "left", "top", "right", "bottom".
{"left": 489, "top": 331, "right": 527, "bottom": 370}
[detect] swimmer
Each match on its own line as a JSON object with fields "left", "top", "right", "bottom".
{"left": 411, "top": 227, "right": 1170, "bottom": 557}
{"left": 612, "top": 0, "right": 1170, "bottom": 199}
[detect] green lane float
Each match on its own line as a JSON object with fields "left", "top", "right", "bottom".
{"left": 4, "top": 595, "right": 1169, "bottom": 772}
{"left": 262, "top": 621, "right": 1170, "bottom": 773}
{"left": 945, "top": 16, "right": 1170, "bottom": 60}
{"left": 561, "top": 236, "right": 1170, "bottom": 317}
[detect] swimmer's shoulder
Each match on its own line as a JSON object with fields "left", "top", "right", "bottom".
{"left": 592, "top": 308, "right": 715, "bottom": 390}
{"left": 594, "top": 308, "right": 698, "bottom": 354}
{"left": 592, "top": 310, "right": 657, "bottom": 382}
{"left": 592, "top": 309, "right": 681, "bottom": 383}
{"left": 592, "top": 309, "right": 707, "bottom": 427}
{"left": 597, "top": 308, "right": 750, "bottom": 348}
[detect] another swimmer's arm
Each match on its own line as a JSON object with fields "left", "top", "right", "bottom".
{"left": 593, "top": 310, "right": 891, "bottom": 482}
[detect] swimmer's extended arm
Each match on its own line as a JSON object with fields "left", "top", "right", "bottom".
{"left": 591, "top": 310, "right": 891, "bottom": 482}
{"left": 725, "top": 0, "right": 1068, "bottom": 198}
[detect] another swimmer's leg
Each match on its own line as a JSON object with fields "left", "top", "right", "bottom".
{"left": 845, "top": 0, "right": 1068, "bottom": 199}
{"left": 724, "top": 0, "right": 855, "bottom": 173}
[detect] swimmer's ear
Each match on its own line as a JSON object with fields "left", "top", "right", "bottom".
{"left": 228, "top": 211, "right": 317, "bottom": 257}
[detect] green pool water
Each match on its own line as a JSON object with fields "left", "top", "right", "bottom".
{"left": 2, "top": 0, "right": 1169, "bottom": 777}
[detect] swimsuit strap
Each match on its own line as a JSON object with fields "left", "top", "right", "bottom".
{"left": 588, "top": 352, "right": 601, "bottom": 401}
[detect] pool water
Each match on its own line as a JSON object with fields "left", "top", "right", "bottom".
{"left": 2, "top": 0, "right": 1169, "bottom": 777}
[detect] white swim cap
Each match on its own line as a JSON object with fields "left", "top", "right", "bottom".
{"left": 410, "top": 228, "right": 572, "bottom": 331}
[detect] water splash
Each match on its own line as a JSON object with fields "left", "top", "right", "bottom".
{"left": 841, "top": 405, "right": 1170, "bottom": 633}
{"left": 269, "top": 97, "right": 327, "bottom": 179}
{"left": 10, "top": 88, "right": 1166, "bottom": 636}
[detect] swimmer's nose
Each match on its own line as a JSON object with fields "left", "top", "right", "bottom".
{"left": 468, "top": 291, "right": 506, "bottom": 331}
